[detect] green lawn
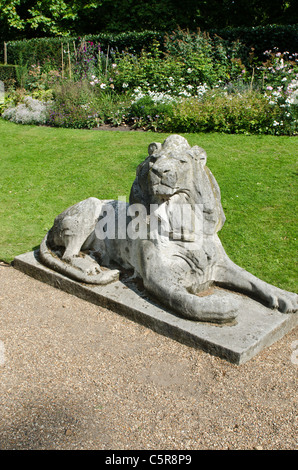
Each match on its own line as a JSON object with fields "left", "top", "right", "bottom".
{"left": 0, "top": 119, "right": 297, "bottom": 292}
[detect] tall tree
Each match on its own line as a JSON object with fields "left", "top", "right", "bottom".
{"left": 0, "top": 0, "right": 100, "bottom": 38}
{"left": 0, "top": 0, "right": 296, "bottom": 40}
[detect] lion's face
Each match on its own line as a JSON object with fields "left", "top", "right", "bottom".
{"left": 146, "top": 135, "right": 207, "bottom": 204}
{"left": 147, "top": 152, "right": 194, "bottom": 203}
{"left": 129, "top": 135, "right": 225, "bottom": 234}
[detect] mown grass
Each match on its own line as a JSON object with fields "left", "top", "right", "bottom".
{"left": 0, "top": 119, "right": 297, "bottom": 292}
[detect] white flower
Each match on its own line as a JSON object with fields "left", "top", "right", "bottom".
{"left": 100, "top": 83, "right": 106, "bottom": 89}
{"left": 196, "top": 83, "right": 208, "bottom": 97}
{"left": 122, "top": 83, "right": 129, "bottom": 88}
{"left": 286, "top": 89, "right": 298, "bottom": 105}
{"left": 178, "top": 90, "right": 191, "bottom": 97}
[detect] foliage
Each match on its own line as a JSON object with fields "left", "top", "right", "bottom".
{"left": 109, "top": 33, "right": 243, "bottom": 95}
{"left": 46, "top": 78, "right": 131, "bottom": 128}
{"left": 163, "top": 89, "right": 280, "bottom": 134}
{"left": 2, "top": 96, "right": 50, "bottom": 124}
{"left": 127, "top": 95, "right": 175, "bottom": 131}
{"left": 110, "top": 48, "right": 185, "bottom": 94}
{"left": 0, "top": 0, "right": 99, "bottom": 37}
{"left": 259, "top": 49, "right": 298, "bottom": 135}
{"left": 0, "top": 64, "right": 18, "bottom": 86}
{"left": 1, "top": 25, "right": 297, "bottom": 71}
{"left": 73, "top": 39, "right": 101, "bottom": 81}
{"left": 25, "top": 64, "right": 57, "bottom": 100}
{"left": 163, "top": 29, "right": 247, "bottom": 84}
{"left": 47, "top": 79, "right": 100, "bottom": 128}
{"left": 209, "top": 24, "right": 298, "bottom": 63}
{"left": 1, "top": 27, "right": 298, "bottom": 135}
{"left": 0, "top": 1, "right": 297, "bottom": 41}
{"left": 1, "top": 32, "right": 164, "bottom": 71}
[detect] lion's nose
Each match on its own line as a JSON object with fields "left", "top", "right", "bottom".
{"left": 150, "top": 165, "right": 162, "bottom": 177}
{"left": 151, "top": 162, "right": 171, "bottom": 176}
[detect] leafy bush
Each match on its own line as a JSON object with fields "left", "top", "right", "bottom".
{"left": 47, "top": 103, "right": 99, "bottom": 129}
{"left": 111, "top": 42, "right": 220, "bottom": 96}
{"left": 164, "top": 29, "right": 246, "bottom": 85}
{"left": 2, "top": 96, "right": 50, "bottom": 124}
{"left": 0, "top": 64, "right": 18, "bottom": 86}
{"left": 127, "top": 95, "right": 175, "bottom": 131}
{"left": 259, "top": 50, "right": 298, "bottom": 135}
{"left": 47, "top": 79, "right": 99, "bottom": 128}
{"left": 163, "top": 89, "right": 280, "bottom": 134}
{"left": 209, "top": 24, "right": 298, "bottom": 63}
{"left": 47, "top": 78, "right": 131, "bottom": 128}
{"left": 110, "top": 48, "right": 184, "bottom": 94}
{"left": 52, "top": 79, "right": 95, "bottom": 108}
{"left": 1, "top": 31, "right": 164, "bottom": 70}
{"left": 2, "top": 25, "right": 297, "bottom": 71}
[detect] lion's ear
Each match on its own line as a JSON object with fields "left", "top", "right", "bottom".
{"left": 148, "top": 142, "right": 162, "bottom": 156}
{"left": 191, "top": 145, "right": 207, "bottom": 165}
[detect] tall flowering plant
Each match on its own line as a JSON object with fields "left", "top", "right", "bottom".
{"left": 261, "top": 49, "right": 298, "bottom": 134}
{"left": 73, "top": 40, "right": 101, "bottom": 81}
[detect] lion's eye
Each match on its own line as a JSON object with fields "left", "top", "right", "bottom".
{"left": 180, "top": 160, "right": 188, "bottom": 164}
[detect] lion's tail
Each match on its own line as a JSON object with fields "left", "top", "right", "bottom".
{"left": 39, "top": 232, "right": 118, "bottom": 285}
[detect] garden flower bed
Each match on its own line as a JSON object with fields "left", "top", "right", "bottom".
{"left": 1, "top": 31, "right": 297, "bottom": 135}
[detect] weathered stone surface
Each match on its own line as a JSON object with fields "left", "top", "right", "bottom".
{"left": 35, "top": 134, "right": 297, "bottom": 324}
{"left": 14, "top": 250, "right": 298, "bottom": 365}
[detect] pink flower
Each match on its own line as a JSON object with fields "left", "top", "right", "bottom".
{"left": 266, "top": 86, "right": 273, "bottom": 91}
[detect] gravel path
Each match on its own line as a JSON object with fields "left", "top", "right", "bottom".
{"left": 0, "top": 262, "right": 297, "bottom": 450}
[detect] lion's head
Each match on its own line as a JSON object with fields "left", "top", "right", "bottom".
{"left": 129, "top": 135, "right": 226, "bottom": 237}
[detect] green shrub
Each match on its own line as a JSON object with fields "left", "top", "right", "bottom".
{"left": 88, "top": 91, "right": 131, "bottom": 127}
{"left": 128, "top": 95, "right": 174, "bottom": 130}
{"left": 47, "top": 78, "right": 131, "bottom": 128}
{"left": 111, "top": 48, "right": 187, "bottom": 94}
{"left": 1, "top": 31, "right": 164, "bottom": 71}
{"left": 47, "top": 79, "right": 98, "bottom": 128}
{"left": 164, "top": 29, "right": 246, "bottom": 84}
{"left": 2, "top": 25, "right": 296, "bottom": 71}
{"left": 164, "top": 90, "right": 280, "bottom": 134}
{"left": 0, "top": 64, "right": 18, "bottom": 86}
{"left": 209, "top": 24, "right": 298, "bottom": 63}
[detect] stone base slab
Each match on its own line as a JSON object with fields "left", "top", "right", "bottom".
{"left": 13, "top": 250, "right": 298, "bottom": 365}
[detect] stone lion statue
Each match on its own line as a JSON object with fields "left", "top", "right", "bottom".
{"left": 39, "top": 135, "right": 297, "bottom": 323}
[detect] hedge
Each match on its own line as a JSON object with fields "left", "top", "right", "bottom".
{"left": 0, "top": 64, "right": 18, "bottom": 85}
{"left": 209, "top": 24, "right": 298, "bottom": 59}
{"left": 0, "top": 24, "right": 297, "bottom": 69}
{"left": 0, "top": 31, "right": 165, "bottom": 69}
